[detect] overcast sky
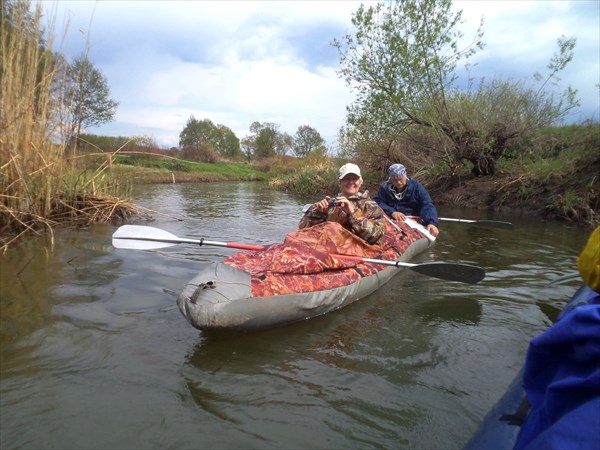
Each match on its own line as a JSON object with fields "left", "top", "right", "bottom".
{"left": 42, "top": 0, "right": 599, "bottom": 149}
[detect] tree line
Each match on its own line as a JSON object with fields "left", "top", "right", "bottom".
{"left": 178, "top": 118, "right": 328, "bottom": 162}
{"left": 77, "top": 118, "right": 330, "bottom": 163}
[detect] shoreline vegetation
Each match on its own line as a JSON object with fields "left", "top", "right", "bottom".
{"left": 2, "top": 122, "right": 598, "bottom": 252}
{"left": 1, "top": 1, "right": 598, "bottom": 251}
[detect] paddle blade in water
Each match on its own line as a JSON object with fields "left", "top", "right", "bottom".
{"left": 409, "top": 262, "right": 485, "bottom": 284}
{"left": 470, "top": 220, "right": 514, "bottom": 229}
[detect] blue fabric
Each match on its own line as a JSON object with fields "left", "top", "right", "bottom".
{"left": 388, "top": 163, "right": 407, "bottom": 179}
{"left": 373, "top": 179, "right": 439, "bottom": 227}
{"left": 513, "top": 286, "right": 600, "bottom": 450}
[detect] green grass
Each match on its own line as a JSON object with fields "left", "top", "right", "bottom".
{"left": 112, "top": 156, "right": 269, "bottom": 183}
{"left": 270, "top": 170, "right": 339, "bottom": 196}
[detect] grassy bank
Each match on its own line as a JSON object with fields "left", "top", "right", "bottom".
{"left": 112, "top": 155, "right": 269, "bottom": 183}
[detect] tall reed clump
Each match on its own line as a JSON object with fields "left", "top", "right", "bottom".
{"left": 0, "top": 1, "right": 147, "bottom": 250}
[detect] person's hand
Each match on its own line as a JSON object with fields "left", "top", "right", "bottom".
{"left": 391, "top": 211, "right": 406, "bottom": 221}
{"left": 314, "top": 197, "right": 332, "bottom": 212}
{"left": 427, "top": 224, "right": 439, "bottom": 237}
{"left": 334, "top": 196, "right": 354, "bottom": 214}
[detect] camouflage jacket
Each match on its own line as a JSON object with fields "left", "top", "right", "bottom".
{"left": 298, "top": 191, "right": 386, "bottom": 245}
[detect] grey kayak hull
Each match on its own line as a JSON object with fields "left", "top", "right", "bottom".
{"left": 177, "top": 236, "right": 430, "bottom": 331}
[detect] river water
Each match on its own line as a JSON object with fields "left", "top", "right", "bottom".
{"left": 0, "top": 182, "right": 591, "bottom": 449}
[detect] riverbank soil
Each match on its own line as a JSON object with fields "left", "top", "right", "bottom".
{"left": 419, "top": 164, "right": 600, "bottom": 226}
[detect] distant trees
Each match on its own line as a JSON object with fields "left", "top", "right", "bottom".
{"left": 238, "top": 122, "right": 326, "bottom": 160}
{"left": 215, "top": 124, "right": 243, "bottom": 159}
{"left": 333, "top": 0, "right": 579, "bottom": 176}
{"left": 292, "top": 125, "right": 326, "bottom": 157}
{"left": 77, "top": 134, "right": 157, "bottom": 153}
{"left": 179, "top": 116, "right": 243, "bottom": 162}
{"left": 241, "top": 122, "right": 291, "bottom": 159}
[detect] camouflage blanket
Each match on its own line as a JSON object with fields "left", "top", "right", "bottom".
{"left": 224, "top": 220, "right": 422, "bottom": 297}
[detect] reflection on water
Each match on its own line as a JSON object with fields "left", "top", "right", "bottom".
{"left": 414, "top": 297, "right": 482, "bottom": 325}
{"left": 0, "top": 181, "right": 592, "bottom": 449}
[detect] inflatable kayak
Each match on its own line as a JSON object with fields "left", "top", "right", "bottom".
{"left": 176, "top": 218, "right": 433, "bottom": 331}
{"left": 112, "top": 218, "right": 485, "bottom": 332}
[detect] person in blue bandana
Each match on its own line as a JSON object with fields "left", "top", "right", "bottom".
{"left": 373, "top": 163, "right": 440, "bottom": 237}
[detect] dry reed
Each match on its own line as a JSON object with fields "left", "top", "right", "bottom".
{"left": 0, "top": 1, "right": 146, "bottom": 251}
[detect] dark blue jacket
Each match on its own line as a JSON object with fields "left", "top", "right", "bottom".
{"left": 373, "top": 179, "right": 439, "bottom": 227}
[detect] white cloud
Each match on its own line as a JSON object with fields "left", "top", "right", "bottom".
{"left": 44, "top": 0, "right": 599, "bottom": 148}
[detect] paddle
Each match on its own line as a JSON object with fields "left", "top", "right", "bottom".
{"left": 409, "top": 216, "right": 513, "bottom": 229}
{"left": 112, "top": 225, "right": 485, "bottom": 284}
{"left": 329, "top": 254, "right": 485, "bottom": 284}
{"left": 302, "top": 204, "right": 437, "bottom": 241}
{"left": 302, "top": 203, "right": 511, "bottom": 230}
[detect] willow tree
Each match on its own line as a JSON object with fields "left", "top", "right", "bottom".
{"left": 64, "top": 56, "right": 118, "bottom": 152}
{"left": 292, "top": 125, "right": 326, "bottom": 157}
{"left": 242, "top": 122, "right": 292, "bottom": 159}
{"left": 333, "top": 0, "right": 578, "bottom": 176}
{"left": 179, "top": 116, "right": 243, "bottom": 161}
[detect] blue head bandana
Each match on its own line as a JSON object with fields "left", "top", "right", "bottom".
{"left": 388, "top": 164, "right": 407, "bottom": 180}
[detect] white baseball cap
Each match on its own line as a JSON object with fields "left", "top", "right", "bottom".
{"left": 338, "top": 163, "right": 362, "bottom": 180}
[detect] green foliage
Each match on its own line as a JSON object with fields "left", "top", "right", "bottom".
{"left": 537, "top": 123, "right": 598, "bottom": 158}
{"left": 270, "top": 170, "right": 339, "bottom": 197}
{"left": 242, "top": 121, "right": 293, "bottom": 159}
{"left": 78, "top": 134, "right": 134, "bottom": 151}
{"left": 267, "top": 153, "right": 388, "bottom": 198}
{"left": 179, "top": 116, "right": 215, "bottom": 148}
{"left": 425, "top": 161, "right": 453, "bottom": 177}
{"left": 215, "top": 124, "right": 244, "bottom": 159}
{"left": 112, "top": 156, "right": 268, "bottom": 182}
{"left": 64, "top": 56, "right": 118, "bottom": 148}
{"left": 546, "top": 188, "right": 596, "bottom": 225}
{"left": 333, "top": 0, "right": 482, "bottom": 137}
{"left": 269, "top": 152, "right": 339, "bottom": 195}
{"left": 479, "top": 123, "right": 598, "bottom": 227}
{"left": 442, "top": 48, "right": 580, "bottom": 168}
{"left": 177, "top": 118, "right": 327, "bottom": 162}
{"left": 333, "top": 0, "right": 579, "bottom": 178}
{"left": 178, "top": 116, "right": 243, "bottom": 160}
{"left": 116, "top": 156, "right": 190, "bottom": 172}
{"left": 251, "top": 121, "right": 276, "bottom": 158}
{"left": 292, "top": 125, "right": 326, "bottom": 157}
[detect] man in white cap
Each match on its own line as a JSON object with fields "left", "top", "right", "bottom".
{"left": 373, "top": 163, "right": 440, "bottom": 237}
{"left": 299, "top": 163, "right": 386, "bottom": 245}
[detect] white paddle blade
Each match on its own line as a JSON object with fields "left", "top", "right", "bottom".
{"left": 112, "top": 225, "right": 180, "bottom": 250}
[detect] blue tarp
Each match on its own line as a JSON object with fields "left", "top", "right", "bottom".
{"left": 514, "top": 286, "right": 600, "bottom": 450}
